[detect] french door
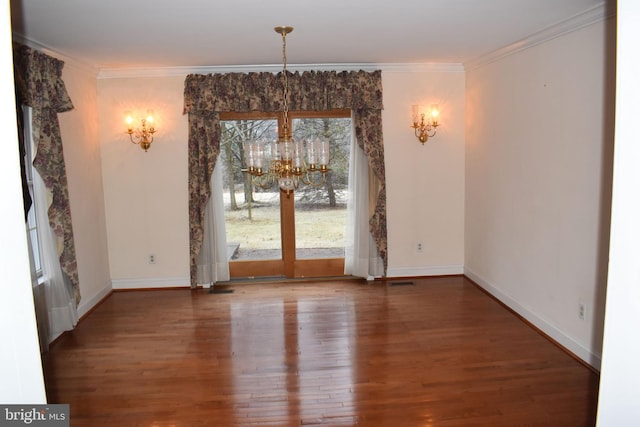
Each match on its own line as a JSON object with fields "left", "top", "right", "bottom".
{"left": 219, "top": 110, "right": 351, "bottom": 279}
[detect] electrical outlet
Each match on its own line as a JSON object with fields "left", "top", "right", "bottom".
{"left": 149, "top": 254, "right": 156, "bottom": 264}
{"left": 578, "top": 303, "right": 586, "bottom": 320}
{"left": 416, "top": 242, "right": 424, "bottom": 253}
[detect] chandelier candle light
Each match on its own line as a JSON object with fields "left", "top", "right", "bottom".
{"left": 411, "top": 104, "right": 440, "bottom": 144}
{"left": 244, "top": 26, "right": 330, "bottom": 194}
{"left": 126, "top": 110, "right": 156, "bottom": 152}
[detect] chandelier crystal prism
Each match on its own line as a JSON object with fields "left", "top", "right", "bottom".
{"left": 244, "top": 26, "right": 330, "bottom": 194}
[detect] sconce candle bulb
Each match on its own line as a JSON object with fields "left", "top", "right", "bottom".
{"left": 125, "top": 113, "right": 135, "bottom": 132}
{"left": 430, "top": 104, "right": 439, "bottom": 126}
{"left": 411, "top": 104, "right": 440, "bottom": 144}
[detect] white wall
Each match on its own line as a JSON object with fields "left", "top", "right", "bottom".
{"left": 383, "top": 71, "right": 465, "bottom": 277}
{"left": 596, "top": 1, "right": 640, "bottom": 424}
{"left": 59, "top": 62, "right": 112, "bottom": 316}
{"left": 465, "top": 19, "right": 616, "bottom": 368}
{"left": 98, "top": 76, "right": 190, "bottom": 288}
{"left": 0, "top": 0, "right": 46, "bottom": 403}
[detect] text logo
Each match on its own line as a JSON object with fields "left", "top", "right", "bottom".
{"left": 0, "top": 405, "right": 69, "bottom": 426}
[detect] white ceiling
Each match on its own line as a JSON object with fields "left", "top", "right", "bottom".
{"left": 11, "top": 0, "right": 610, "bottom": 71}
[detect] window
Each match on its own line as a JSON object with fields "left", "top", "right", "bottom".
{"left": 290, "top": 115, "right": 351, "bottom": 260}
{"left": 22, "top": 106, "right": 44, "bottom": 279}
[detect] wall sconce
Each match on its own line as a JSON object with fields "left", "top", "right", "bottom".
{"left": 125, "top": 110, "right": 156, "bottom": 152}
{"left": 411, "top": 104, "right": 440, "bottom": 144}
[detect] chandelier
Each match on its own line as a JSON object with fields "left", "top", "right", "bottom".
{"left": 244, "top": 26, "right": 330, "bottom": 194}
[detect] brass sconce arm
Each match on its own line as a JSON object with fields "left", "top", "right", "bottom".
{"left": 411, "top": 113, "right": 438, "bottom": 144}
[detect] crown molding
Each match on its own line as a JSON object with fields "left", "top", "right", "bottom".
{"left": 464, "top": 2, "right": 615, "bottom": 71}
{"left": 13, "top": 31, "right": 462, "bottom": 79}
{"left": 97, "top": 62, "right": 464, "bottom": 79}
{"left": 376, "top": 62, "right": 465, "bottom": 74}
{"left": 12, "top": 33, "right": 101, "bottom": 77}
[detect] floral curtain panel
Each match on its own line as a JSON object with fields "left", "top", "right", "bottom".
{"left": 186, "top": 112, "right": 220, "bottom": 287}
{"left": 183, "top": 70, "right": 386, "bottom": 286}
{"left": 13, "top": 44, "right": 80, "bottom": 305}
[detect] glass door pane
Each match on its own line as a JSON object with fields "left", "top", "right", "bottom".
{"left": 291, "top": 117, "right": 350, "bottom": 259}
{"left": 220, "top": 118, "right": 282, "bottom": 262}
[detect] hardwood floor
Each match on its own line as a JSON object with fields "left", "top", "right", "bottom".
{"left": 43, "top": 276, "right": 599, "bottom": 426}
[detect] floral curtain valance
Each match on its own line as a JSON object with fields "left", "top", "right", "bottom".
{"left": 13, "top": 44, "right": 74, "bottom": 113}
{"left": 183, "top": 70, "right": 383, "bottom": 115}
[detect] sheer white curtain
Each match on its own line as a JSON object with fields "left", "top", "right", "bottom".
{"left": 344, "top": 118, "right": 384, "bottom": 279}
{"left": 196, "top": 161, "right": 230, "bottom": 286}
{"left": 34, "top": 167, "right": 78, "bottom": 338}
{"left": 24, "top": 107, "right": 78, "bottom": 342}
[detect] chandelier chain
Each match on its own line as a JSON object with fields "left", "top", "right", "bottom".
{"left": 281, "top": 30, "right": 290, "bottom": 138}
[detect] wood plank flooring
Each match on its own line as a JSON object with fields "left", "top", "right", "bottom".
{"left": 43, "top": 276, "right": 599, "bottom": 426}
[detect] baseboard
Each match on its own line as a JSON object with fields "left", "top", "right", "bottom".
{"left": 464, "top": 267, "right": 601, "bottom": 371}
{"left": 111, "top": 276, "right": 191, "bottom": 290}
{"left": 77, "top": 281, "right": 112, "bottom": 319}
{"left": 387, "top": 264, "right": 464, "bottom": 278}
